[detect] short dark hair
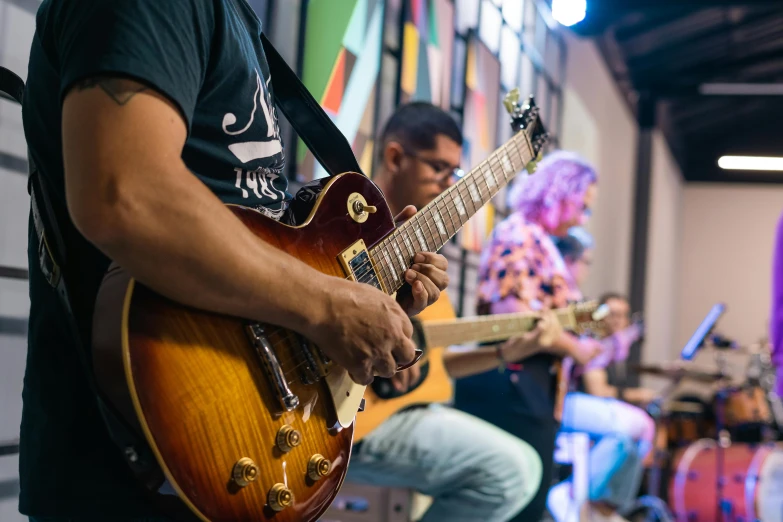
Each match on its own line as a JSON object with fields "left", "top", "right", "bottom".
{"left": 378, "top": 102, "right": 463, "bottom": 158}
{"left": 553, "top": 227, "right": 593, "bottom": 262}
{"left": 599, "top": 292, "right": 628, "bottom": 306}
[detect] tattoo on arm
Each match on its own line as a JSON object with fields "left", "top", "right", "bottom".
{"left": 74, "top": 77, "right": 149, "bottom": 106}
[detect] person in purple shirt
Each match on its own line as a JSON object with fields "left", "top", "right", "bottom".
{"left": 771, "top": 211, "right": 783, "bottom": 397}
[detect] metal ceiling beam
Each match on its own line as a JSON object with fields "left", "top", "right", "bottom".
{"left": 628, "top": 13, "right": 780, "bottom": 82}
{"left": 624, "top": 9, "right": 771, "bottom": 68}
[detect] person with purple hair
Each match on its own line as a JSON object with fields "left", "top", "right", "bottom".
{"left": 771, "top": 211, "right": 783, "bottom": 400}
{"left": 453, "top": 150, "right": 605, "bottom": 522}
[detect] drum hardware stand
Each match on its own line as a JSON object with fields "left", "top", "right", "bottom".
{"left": 639, "top": 382, "right": 680, "bottom": 522}
{"left": 714, "top": 351, "right": 734, "bottom": 522}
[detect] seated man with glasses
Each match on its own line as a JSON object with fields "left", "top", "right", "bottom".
{"left": 343, "top": 102, "right": 550, "bottom": 522}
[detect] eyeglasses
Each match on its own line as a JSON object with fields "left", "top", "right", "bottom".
{"left": 402, "top": 149, "right": 464, "bottom": 183}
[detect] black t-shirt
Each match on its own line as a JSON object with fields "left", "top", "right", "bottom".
{"left": 20, "top": 0, "right": 289, "bottom": 516}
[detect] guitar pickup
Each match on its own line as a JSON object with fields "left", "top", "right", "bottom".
{"left": 246, "top": 324, "right": 299, "bottom": 412}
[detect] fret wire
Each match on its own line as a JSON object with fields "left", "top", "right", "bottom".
{"left": 382, "top": 245, "right": 399, "bottom": 288}
{"left": 476, "top": 163, "right": 492, "bottom": 205}
{"left": 465, "top": 170, "right": 483, "bottom": 211}
{"left": 435, "top": 197, "right": 456, "bottom": 238}
{"left": 499, "top": 142, "right": 516, "bottom": 181}
{"left": 461, "top": 177, "right": 479, "bottom": 216}
{"left": 484, "top": 151, "right": 502, "bottom": 189}
{"left": 511, "top": 134, "right": 529, "bottom": 169}
{"left": 440, "top": 193, "right": 459, "bottom": 235}
{"left": 420, "top": 208, "right": 438, "bottom": 251}
{"left": 431, "top": 202, "right": 448, "bottom": 239}
{"left": 451, "top": 186, "right": 469, "bottom": 225}
{"left": 508, "top": 139, "right": 525, "bottom": 172}
{"left": 400, "top": 230, "right": 416, "bottom": 261}
{"left": 498, "top": 142, "right": 517, "bottom": 181}
{"left": 383, "top": 243, "right": 404, "bottom": 285}
{"left": 391, "top": 238, "right": 409, "bottom": 275}
{"left": 377, "top": 253, "right": 394, "bottom": 293}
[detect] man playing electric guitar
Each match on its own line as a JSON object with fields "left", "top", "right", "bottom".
{"left": 345, "top": 102, "right": 570, "bottom": 522}
{"left": 19, "top": 2, "right": 447, "bottom": 520}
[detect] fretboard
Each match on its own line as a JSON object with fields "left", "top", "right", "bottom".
{"left": 420, "top": 308, "right": 577, "bottom": 348}
{"left": 369, "top": 131, "right": 534, "bottom": 295}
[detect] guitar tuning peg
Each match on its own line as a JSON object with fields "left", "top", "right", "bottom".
{"left": 503, "top": 88, "right": 521, "bottom": 115}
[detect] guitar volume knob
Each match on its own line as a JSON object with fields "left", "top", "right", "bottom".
{"left": 268, "top": 483, "right": 294, "bottom": 512}
{"left": 232, "top": 457, "right": 259, "bottom": 487}
{"left": 276, "top": 424, "right": 302, "bottom": 453}
{"left": 308, "top": 454, "right": 332, "bottom": 481}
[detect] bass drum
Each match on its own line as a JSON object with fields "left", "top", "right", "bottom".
{"left": 669, "top": 439, "right": 783, "bottom": 522}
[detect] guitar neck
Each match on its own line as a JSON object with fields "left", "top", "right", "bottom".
{"left": 369, "top": 131, "right": 534, "bottom": 296}
{"left": 420, "top": 307, "right": 577, "bottom": 349}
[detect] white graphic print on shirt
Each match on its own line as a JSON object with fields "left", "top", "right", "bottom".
{"left": 223, "top": 68, "right": 286, "bottom": 218}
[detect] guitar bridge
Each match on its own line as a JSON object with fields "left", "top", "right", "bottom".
{"left": 246, "top": 324, "right": 299, "bottom": 412}
{"left": 294, "top": 334, "right": 328, "bottom": 384}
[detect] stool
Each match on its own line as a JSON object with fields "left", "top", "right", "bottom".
{"left": 547, "top": 432, "right": 591, "bottom": 522}
{"left": 320, "top": 483, "right": 413, "bottom": 522}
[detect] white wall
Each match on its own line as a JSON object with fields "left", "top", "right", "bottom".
{"left": 559, "top": 33, "right": 689, "bottom": 388}
{"left": 677, "top": 185, "right": 783, "bottom": 349}
{"left": 641, "top": 131, "right": 684, "bottom": 387}
{"left": 559, "top": 32, "right": 637, "bottom": 301}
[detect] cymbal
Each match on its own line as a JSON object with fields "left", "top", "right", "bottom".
{"left": 632, "top": 362, "right": 725, "bottom": 383}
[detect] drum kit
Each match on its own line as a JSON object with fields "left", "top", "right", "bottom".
{"left": 631, "top": 341, "right": 783, "bottom": 522}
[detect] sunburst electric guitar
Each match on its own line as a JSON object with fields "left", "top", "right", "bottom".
{"left": 356, "top": 301, "right": 608, "bottom": 441}
{"left": 90, "top": 90, "right": 548, "bottom": 522}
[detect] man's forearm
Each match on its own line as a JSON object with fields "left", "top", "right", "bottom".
{"left": 69, "top": 162, "right": 331, "bottom": 334}
{"left": 547, "top": 331, "right": 582, "bottom": 358}
{"left": 443, "top": 348, "right": 500, "bottom": 379}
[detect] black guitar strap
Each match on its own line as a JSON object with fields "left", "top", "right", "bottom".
{"left": 0, "top": 33, "right": 361, "bottom": 487}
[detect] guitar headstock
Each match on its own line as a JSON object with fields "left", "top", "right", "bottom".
{"left": 503, "top": 88, "right": 549, "bottom": 173}
{"left": 570, "top": 300, "right": 610, "bottom": 338}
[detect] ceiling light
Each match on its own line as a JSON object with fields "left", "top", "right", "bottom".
{"left": 551, "top": 0, "right": 586, "bottom": 27}
{"left": 718, "top": 156, "right": 783, "bottom": 171}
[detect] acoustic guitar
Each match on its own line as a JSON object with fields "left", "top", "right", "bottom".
{"left": 90, "top": 90, "right": 548, "bottom": 522}
{"left": 356, "top": 301, "right": 608, "bottom": 441}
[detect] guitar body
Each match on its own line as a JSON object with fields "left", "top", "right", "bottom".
{"left": 354, "top": 292, "right": 457, "bottom": 442}
{"left": 92, "top": 172, "right": 395, "bottom": 522}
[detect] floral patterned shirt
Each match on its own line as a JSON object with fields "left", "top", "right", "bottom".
{"left": 478, "top": 212, "right": 582, "bottom": 313}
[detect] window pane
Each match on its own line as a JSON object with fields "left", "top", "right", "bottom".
{"left": 455, "top": 0, "right": 480, "bottom": 33}
{"left": 384, "top": 0, "right": 403, "bottom": 49}
{"left": 500, "top": 25, "right": 520, "bottom": 89}
{"left": 494, "top": 89, "right": 511, "bottom": 215}
{"left": 549, "top": 90, "right": 560, "bottom": 137}
{"left": 452, "top": 37, "right": 467, "bottom": 108}
{"left": 523, "top": 0, "right": 536, "bottom": 37}
{"left": 535, "top": 11, "right": 547, "bottom": 57}
{"left": 537, "top": 75, "right": 549, "bottom": 125}
{"left": 377, "top": 54, "right": 399, "bottom": 135}
{"left": 502, "top": 0, "right": 524, "bottom": 33}
{"left": 479, "top": 0, "right": 502, "bottom": 53}
{"left": 545, "top": 30, "right": 560, "bottom": 83}
{"left": 519, "top": 52, "right": 534, "bottom": 99}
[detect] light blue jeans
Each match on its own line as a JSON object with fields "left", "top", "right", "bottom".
{"left": 558, "top": 392, "right": 655, "bottom": 510}
{"left": 346, "top": 404, "right": 543, "bottom": 522}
